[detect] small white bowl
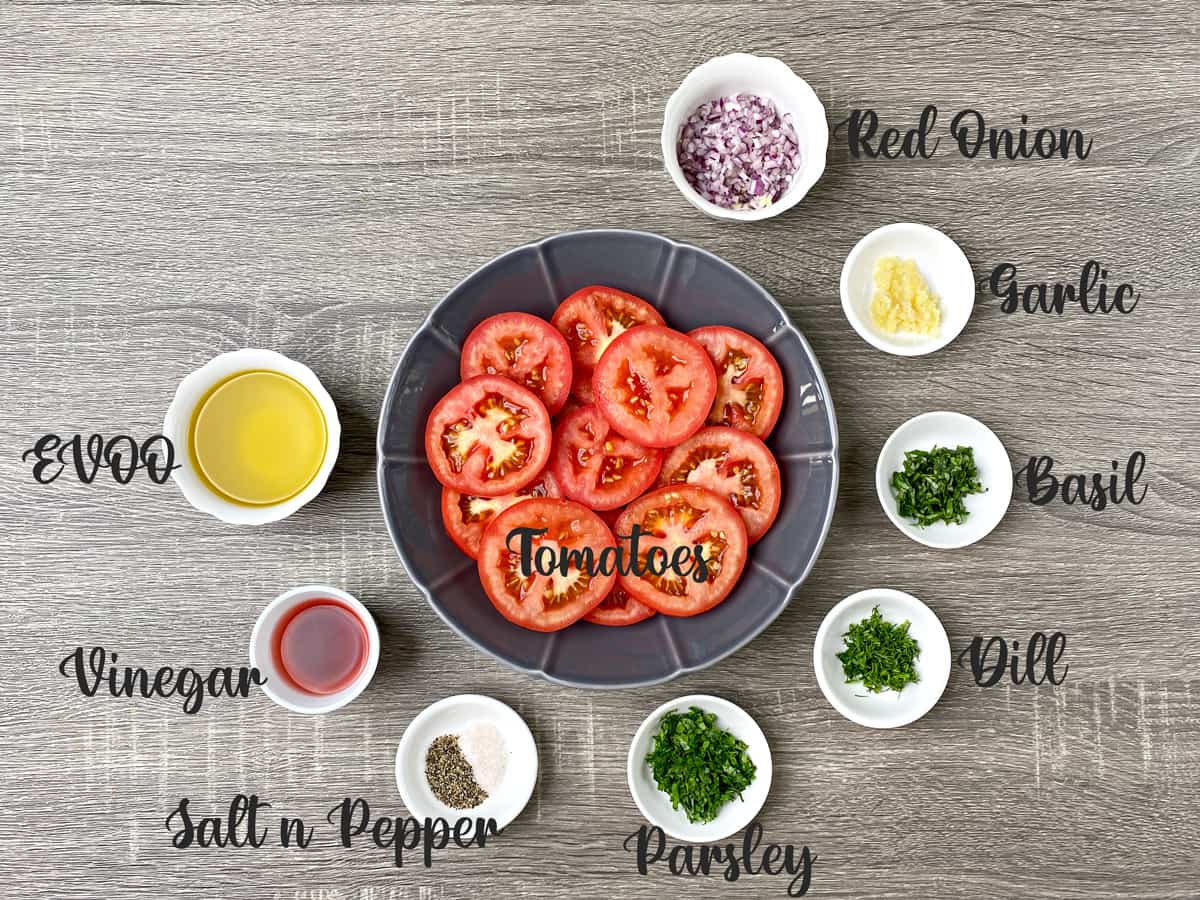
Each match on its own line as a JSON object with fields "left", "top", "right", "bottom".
{"left": 840, "top": 223, "right": 975, "bottom": 355}
{"left": 163, "top": 348, "right": 341, "bottom": 525}
{"left": 814, "top": 588, "right": 951, "bottom": 729}
{"left": 876, "top": 411, "right": 1013, "bottom": 549}
{"left": 662, "top": 53, "right": 828, "bottom": 222}
{"left": 627, "top": 694, "right": 772, "bottom": 842}
{"left": 396, "top": 695, "right": 538, "bottom": 833}
{"left": 249, "top": 584, "right": 379, "bottom": 715}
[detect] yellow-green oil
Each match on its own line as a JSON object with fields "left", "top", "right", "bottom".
{"left": 189, "top": 370, "right": 327, "bottom": 506}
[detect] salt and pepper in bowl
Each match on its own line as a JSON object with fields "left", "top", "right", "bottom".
{"left": 395, "top": 695, "right": 539, "bottom": 834}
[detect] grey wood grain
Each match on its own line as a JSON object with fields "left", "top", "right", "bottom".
{"left": 1, "top": 1, "right": 1198, "bottom": 898}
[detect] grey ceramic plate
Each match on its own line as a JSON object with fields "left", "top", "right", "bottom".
{"left": 378, "top": 229, "right": 838, "bottom": 689}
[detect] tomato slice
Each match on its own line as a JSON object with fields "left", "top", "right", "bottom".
{"left": 441, "top": 470, "right": 561, "bottom": 560}
{"left": 551, "top": 286, "right": 665, "bottom": 404}
{"left": 477, "top": 498, "right": 616, "bottom": 632}
{"left": 460, "top": 312, "right": 573, "bottom": 415}
{"left": 592, "top": 325, "right": 716, "bottom": 448}
{"left": 584, "top": 583, "right": 657, "bottom": 626}
{"left": 425, "top": 374, "right": 552, "bottom": 497}
{"left": 615, "top": 485, "right": 748, "bottom": 617}
{"left": 549, "top": 404, "right": 663, "bottom": 510}
{"left": 658, "top": 427, "right": 782, "bottom": 543}
{"left": 689, "top": 326, "right": 785, "bottom": 439}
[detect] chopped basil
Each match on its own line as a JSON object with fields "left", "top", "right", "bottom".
{"left": 645, "top": 706, "right": 756, "bottom": 824}
{"left": 891, "top": 444, "right": 985, "bottom": 527}
{"left": 837, "top": 606, "right": 921, "bottom": 694}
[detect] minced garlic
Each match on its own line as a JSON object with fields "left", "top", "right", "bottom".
{"left": 869, "top": 256, "right": 941, "bottom": 336}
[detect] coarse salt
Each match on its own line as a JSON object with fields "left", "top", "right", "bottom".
{"left": 458, "top": 721, "right": 508, "bottom": 794}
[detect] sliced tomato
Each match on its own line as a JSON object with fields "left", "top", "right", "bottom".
{"left": 549, "top": 404, "right": 662, "bottom": 510}
{"left": 615, "top": 485, "right": 748, "bottom": 617}
{"left": 441, "top": 470, "right": 561, "bottom": 559}
{"left": 658, "top": 427, "right": 781, "bottom": 543}
{"left": 477, "top": 498, "right": 616, "bottom": 632}
{"left": 592, "top": 325, "right": 716, "bottom": 448}
{"left": 425, "top": 374, "right": 551, "bottom": 497}
{"left": 551, "top": 286, "right": 665, "bottom": 404}
{"left": 585, "top": 583, "right": 656, "bottom": 626}
{"left": 689, "top": 326, "right": 785, "bottom": 439}
{"left": 460, "top": 312, "right": 573, "bottom": 415}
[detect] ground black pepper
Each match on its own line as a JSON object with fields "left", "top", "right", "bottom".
{"left": 425, "top": 734, "right": 488, "bottom": 809}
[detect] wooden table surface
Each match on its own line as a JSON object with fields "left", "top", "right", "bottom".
{"left": 2, "top": 2, "right": 1198, "bottom": 898}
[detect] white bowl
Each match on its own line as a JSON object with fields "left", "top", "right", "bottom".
{"left": 662, "top": 53, "right": 828, "bottom": 222}
{"left": 813, "top": 588, "right": 951, "bottom": 729}
{"left": 627, "top": 694, "right": 772, "bottom": 842}
{"left": 249, "top": 584, "right": 379, "bottom": 715}
{"left": 395, "top": 695, "right": 538, "bottom": 833}
{"left": 163, "top": 348, "right": 341, "bottom": 525}
{"left": 840, "top": 222, "right": 975, "bottom": 355}
{"left": 876, "top": 410, "right": 1013, "bottom": 549}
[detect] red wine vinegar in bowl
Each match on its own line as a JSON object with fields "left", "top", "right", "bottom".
{"left": 250, "top": 585, "right": 379, "bottom": 714}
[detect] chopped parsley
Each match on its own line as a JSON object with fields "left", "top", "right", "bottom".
{"left": 891, "top": 444, "right": 984, "bottom": 527}
{"left": 837, "top": 606, "right": 921, "bottom": 693}
{"left": 645, "top": 706, "right": 756, "bottom": 824}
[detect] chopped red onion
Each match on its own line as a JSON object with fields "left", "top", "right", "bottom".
{"left": 676, "top": 93, "right": 801, "bottom": 211}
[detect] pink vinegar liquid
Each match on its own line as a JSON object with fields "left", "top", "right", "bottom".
{"left": 273, "top": 599, "right": 369, "bottom": 695}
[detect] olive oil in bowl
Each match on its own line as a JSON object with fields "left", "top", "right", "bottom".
{"left": 189, "top": 369, "right": 328, "bottom": 507}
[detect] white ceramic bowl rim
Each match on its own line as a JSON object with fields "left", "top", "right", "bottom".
{"left": 249, "top": 583, "right": 380, "bottom": 715}
{"left": 162, "top": 348, "right": 341, "bottom": 525}
{"left": 662, "top": 52, "right": 830, "bottom": 222}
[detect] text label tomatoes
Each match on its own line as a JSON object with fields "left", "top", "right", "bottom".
{"left": 477, "top": 498, "right": 616, "bottom": 632}
{"left": 615, "top": 484, "right": 748, "bottom": 617}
